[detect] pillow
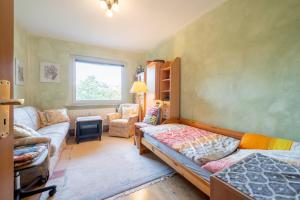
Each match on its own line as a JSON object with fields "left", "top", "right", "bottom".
{"left": 13, "top": 124, "right": 41, "bottom": 139}
{"left": 239, "top": 133, "right": 271, "bottom": 149}
{"left": 45, "top": 109, "right": 69, "bottom": 125}
{"left": 38, "top": 111, "right": 48, "bottom": 127}
{"left": 38, "top": 109, "right": 69, "bottom": 126}
{"left": 143, "top": 106, "right": 160, "bottom": 125}
{"left": 122, "top": 107, "right": 135, "bottom": 119}
{"left": 239, "top": 133, "right": 294, "bottom": 150}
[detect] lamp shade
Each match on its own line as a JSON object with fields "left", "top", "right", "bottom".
{"left": 130, "top": 81, "right": 147, "bottom": 93}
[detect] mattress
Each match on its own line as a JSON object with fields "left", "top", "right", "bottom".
{"left": 143, "top": 132, "right": 212, "bottom": 182}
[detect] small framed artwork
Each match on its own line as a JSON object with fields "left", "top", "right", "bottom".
{"left": 40, "top": 62, "right": 60, "bottom": 83}
{"left": 15, "top": 58, "right": 24, "bottom": 85}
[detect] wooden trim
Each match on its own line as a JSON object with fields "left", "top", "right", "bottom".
{"left": 179, "top": 119, "right": 244, "bottom": 140}
{"left": 141, "top": 138, "right": 210, "bottom": 196}
{"left": 211, "top": 176, "right": 252, "bottom": 200}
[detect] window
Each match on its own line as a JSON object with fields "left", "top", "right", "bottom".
{"left": 72, "top": 56, "right": 124, "bottom": 104}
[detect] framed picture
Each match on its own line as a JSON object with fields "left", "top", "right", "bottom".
{"left": 15, "top": 58, "right": 24, "bottom": 85}
{"left": 40, "top": 62, "right": 60, "bottom": 83}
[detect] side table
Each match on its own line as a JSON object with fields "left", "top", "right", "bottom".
{"left": 75, "top": 116, "right": 102, "bottom": 144}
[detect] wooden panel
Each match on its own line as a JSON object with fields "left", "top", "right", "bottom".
{"left": 211, "top": 176, "right": 252, "bottom": 200}
{"left": 0, "top": 0, "right": 14, "bottom": 199}
{"left": 145, "top": 62, "right": 161, "bottom": 111}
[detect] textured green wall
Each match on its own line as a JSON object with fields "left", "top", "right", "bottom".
{"left": 14, "top": 23, "right": 144, "bottom": 110}
{"left": 147, "top": 0, "right": 300, "bottom": 141}
{"left": 14, "top": 23, "right": 28, "bottom": 99}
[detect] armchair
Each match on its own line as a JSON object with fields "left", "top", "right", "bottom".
{"left": 107, "top": 104, "right": 139, "bottom": 138}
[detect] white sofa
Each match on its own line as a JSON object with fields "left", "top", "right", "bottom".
{"left": 14, "top": 106, "right": 70, "bottom": 185}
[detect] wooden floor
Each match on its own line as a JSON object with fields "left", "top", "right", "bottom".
{"left": 118, "top": 174, "right": 209, "bottom": 200}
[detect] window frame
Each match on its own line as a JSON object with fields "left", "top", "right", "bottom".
{"left": 71, "top": 55, "right": 125, "bottom": 106}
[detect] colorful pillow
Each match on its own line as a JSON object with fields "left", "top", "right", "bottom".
{"left": 239, "top": 133, "right": 271, "bottom": 149}
{"left": 239, "top": 133, "right": 295, "bottom": 150}
{"left": 143, "top": 106, "right": 160, "bottom": 125}
{"left": 38, "top": 109, "right": 69, "bottom": 126}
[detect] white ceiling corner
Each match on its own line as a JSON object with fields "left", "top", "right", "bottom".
{"left": 15, "top": 0, "right": 226, "bottom": 51}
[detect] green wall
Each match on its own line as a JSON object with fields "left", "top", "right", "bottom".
{"left": 14, "top": 23, "right": 145, "bottom": 110}
{"left": 14, "top": 22, "right": 28, "bottom": 99}
{"left": 147, "top": 0, "right": 300, "bottom": 141}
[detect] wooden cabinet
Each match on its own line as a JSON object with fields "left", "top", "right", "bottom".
{"left": 145, "top": 61, "right": 163, "bottom": 112}
{"left": 145, "top": 58, "right": 180, "bottom": 121}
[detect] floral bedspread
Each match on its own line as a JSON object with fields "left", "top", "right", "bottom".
{"left": 141, "top": 124, "right": 240, "bottom": 166}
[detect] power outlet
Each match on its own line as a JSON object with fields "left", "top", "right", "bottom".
{"left": 0, "top": 80, "right": 10, "bottom": 139}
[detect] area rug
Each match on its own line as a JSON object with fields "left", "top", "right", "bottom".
{"left": 40, "top": 134, "right": 173, "bottom": 200}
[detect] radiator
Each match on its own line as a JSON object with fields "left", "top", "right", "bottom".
{"left": 68, "top": 108, "right": 116, "bottom": 129}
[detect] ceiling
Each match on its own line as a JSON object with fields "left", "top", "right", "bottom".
{"left": 15, "top": 0, "right": 226, "bottom": 51}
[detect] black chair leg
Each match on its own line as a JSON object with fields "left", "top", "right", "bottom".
{"left": 20, "top": 185, "right": 57, "bottom": 198}
{"left": 14, "top": 171, "right": 56, "bottom": 200}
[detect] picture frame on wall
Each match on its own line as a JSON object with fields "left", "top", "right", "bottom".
{"left": 15, "top": 58, "right": 24, "bottom": 85}
{"left": 40, "top": 62, "right": 61, "bottom": 83}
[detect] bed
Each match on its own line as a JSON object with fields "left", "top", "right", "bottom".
{"left": 137, "top": 118, "right": 244, "bottom": 196}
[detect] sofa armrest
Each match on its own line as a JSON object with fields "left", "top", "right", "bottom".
{"left": 14, "top": 136, "right": 51, "bottom": 148}
{"left": 107, "top": 113, "right": 121, "bottom": 123}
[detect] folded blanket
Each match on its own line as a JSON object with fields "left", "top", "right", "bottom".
{"left": 14, "top": 144, "right": 47, "bottom": 165}
{"left": 142, "top": 124, "right": 240, "bottom": 166}
{"left": 202, "top": 149, "right": 300, "bottom": 173}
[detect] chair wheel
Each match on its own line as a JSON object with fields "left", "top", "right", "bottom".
{"left": 49, "top": 188, "right": 56, "bottom": 197}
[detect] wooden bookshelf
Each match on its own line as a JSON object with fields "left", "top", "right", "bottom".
{"left": 145, "top": 58, "right": 180, "bottom": 121}
{"left": 160, "top": 58, "right": 180, "bottom": 120}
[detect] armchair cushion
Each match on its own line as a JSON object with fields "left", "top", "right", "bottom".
{"left": 110, "top": 119, "right": 129, "bottom": 128}
{"left": 119, "top": 104, "right": 139, "bottom": 119}
{"left": 107, "top": 112, "right": 121, "bottom": 122}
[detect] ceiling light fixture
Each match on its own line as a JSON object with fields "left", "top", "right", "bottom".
{"left": 99, "top": 0, "right": 120, "bottom": 17}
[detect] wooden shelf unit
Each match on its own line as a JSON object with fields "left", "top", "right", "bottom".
{"left": 145, "top": 57, "right": 180, "bottom": 121}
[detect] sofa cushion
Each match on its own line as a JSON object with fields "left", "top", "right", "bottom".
{"left": 37, "top": 122, "right": 69, "bottom": 156}
{"left": 110, "top": 119, "right": 129, "bottom": 128}
{"left": 14, "top": 106, "right": 40, "bottom": 130}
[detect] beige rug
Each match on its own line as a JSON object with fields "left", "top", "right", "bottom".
{"left": 40, "top": 134, "right": 173, "bottom": 200}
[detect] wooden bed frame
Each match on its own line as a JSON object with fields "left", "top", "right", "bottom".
{"left": 137, "top": 118, "right": 244, "bottom": 197}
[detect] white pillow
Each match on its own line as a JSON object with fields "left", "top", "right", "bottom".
{"left": 14, "top": 124, "right": 41, "bottom": 139}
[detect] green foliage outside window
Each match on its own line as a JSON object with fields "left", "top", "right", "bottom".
{"left": 76, "top": 75, "right": 121, "bottom": 101}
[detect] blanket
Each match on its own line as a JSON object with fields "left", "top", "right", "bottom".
{"left": 203, "top": 149, "right": 300, "bottom": 173}
{"left": 215, "top": 153, "right": 300, "bottom": 200}
{"left": 141, "top": 124, "right": 240, "bottom": 165}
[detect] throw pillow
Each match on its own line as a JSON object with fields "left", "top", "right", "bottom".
{"left": 45, "top": 109, "right": 70, "bottom": 125}
{"left": 13, "top": 124, "right": 41, "bottom": 139}
{"left": 143, "top": 106, "right": 160, "bottom": 125}
{"left": 38, "top": 109, "right": 70, "bottom": 126}
{"left": 38, "top": 111, "right": 48, "bottom": 127}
